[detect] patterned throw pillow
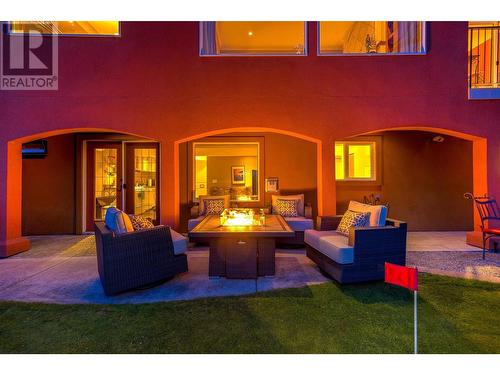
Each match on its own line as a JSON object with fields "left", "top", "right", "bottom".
{"left": 204, "top": 198, "right": 225, "bottom": 215}
{"left": 275, "top": 199, "right": 299, "bottom": 217}
{"left": 336, "top": 210, "right": 371, "bottom": 236}
{"left": 128, "top": 215, "right": 154, "bottom": 231}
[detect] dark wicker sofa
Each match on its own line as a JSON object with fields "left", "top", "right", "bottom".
{"left": 95, "top": 222, "right": 188, "bottom": 295}
{"left": 305, "top": 215, "right": 407, "bottom": 284}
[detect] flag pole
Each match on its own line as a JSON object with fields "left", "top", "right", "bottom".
{"left": 384, "top": 262, "right": 419, "bottom": 354}
{"left": 414, "top": 290, "right": 418, "bottom": 354}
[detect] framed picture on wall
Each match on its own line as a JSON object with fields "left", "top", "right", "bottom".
{"left": 265, "top": 177, "right": 279, "bottom": 192}
{"left": 231, "top": 166, "right": 245, "bottom": 184}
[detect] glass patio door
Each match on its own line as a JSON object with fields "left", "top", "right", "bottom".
{"left": 125, "top": 143, "right": 160, "bottom": 224}
{"left": 86, "top": 142, "right": 123, "bottom": 231}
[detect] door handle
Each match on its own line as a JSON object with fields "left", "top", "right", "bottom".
{"left": 237, "top": 240, "right": 247, "bottom": 245}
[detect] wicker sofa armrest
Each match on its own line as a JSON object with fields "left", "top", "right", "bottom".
{"left": 348, "top": 221, "right": 407, "bottom": 258}
{"left": 305, "top": 203, "right": 313, "bottom": 219}
{"left": 107, "top": 225, "right": 175, "bottom": 258}
{"left": 95, "top": 221, "right": 113, "bottom": 237}
{"left": 385, "top": 218, "right": 407, "bottom": 229}
{"left": 316, "top": 215, "right": 343, "bottom": 231}
{"left": 190, "top": 204, "right": 200, "bottom": 218}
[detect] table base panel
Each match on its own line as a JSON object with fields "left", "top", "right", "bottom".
{"left": 208, "top": 237, "right": 276, "bottom": 279}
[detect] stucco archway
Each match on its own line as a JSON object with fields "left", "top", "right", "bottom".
{"left": 171, "top": 127, "right": 332, "bottom": 228}
{"left": 0, "top": 128, "right": 158, "bottom": 257}
{"left": 343, "top": 126, "right": 488, "bottom": 230}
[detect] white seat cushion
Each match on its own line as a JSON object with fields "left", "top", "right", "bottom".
{"left": 170, "top": 229, "right": 187, "bottom": 255}
{"left": 348, "top": 201, "right": 387, "bottom": 227}
{"left": 285, "top": 216, "right": 314, "bottom": 232}
{"left": 305, "top": 229, "right": 338, "bottom": 250}
{"left": 188, "top": 216, "right": 205, "bottom": 231}
{"left": 318, "top": 234, "right": 354, "bottom": 264}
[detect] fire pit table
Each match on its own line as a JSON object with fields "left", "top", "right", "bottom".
{"left": 189, "top": 209, "right": 294, "bottom": 279}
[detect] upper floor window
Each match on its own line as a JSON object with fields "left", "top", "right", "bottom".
{"left": 319, "top": 21, "right": 426, "bottom": 55}
{"left": 9, "top": 21, "right": 120, "bottom": 36}
{"left": 468, "top": 21, "right": 500, "bottom": 99}
{"left": 335, "top": 141, "right": 376, "bottom": 181}
{"left": 199, "top": 21, "right": 306, "bottom": 56}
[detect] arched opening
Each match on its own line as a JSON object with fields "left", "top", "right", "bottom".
{"left": 335, "top": 126, "right": 487, "bottom": 236}
{"left": 3, "top": 123, "right": 486, "bottom": 257}
{"left": 1, "top": 128, "right": 160, "bottom": 257}
{"left": 173, "top": 127, "right": 327, "bottom": 232}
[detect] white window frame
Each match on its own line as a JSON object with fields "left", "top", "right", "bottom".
{"left": 7, "top": 21, "right": 121, "bottom": 37}
{"left": 335, "top": 141, "right": 376, "bottom": 182}
{"left": 317, "top": 21, "right": 427, "bottom": 56}
{"left": 199, "top": 21, "right": 308, "bottom": 57}
{"left": 192, "top": 141, "right": 261, "bottom": 202}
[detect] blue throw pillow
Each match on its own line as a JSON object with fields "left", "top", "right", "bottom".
{"left": 104, "top": 207, "right": 120, "bottom": 232}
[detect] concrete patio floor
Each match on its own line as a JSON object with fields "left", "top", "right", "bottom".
{"left": 0, "top": 232, "right": 498, "bottom": 304}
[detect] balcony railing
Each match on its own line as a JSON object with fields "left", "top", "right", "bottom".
{"left": 468, "top": 26, "right": 500, "bottom": 90}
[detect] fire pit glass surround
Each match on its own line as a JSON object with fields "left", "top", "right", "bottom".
{"left": 220, "top": 208, "right": 265, "bottom": 226}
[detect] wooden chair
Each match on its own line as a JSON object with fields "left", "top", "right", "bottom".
{"left": 464, "top": 193, "right": 500, "bottom": 259}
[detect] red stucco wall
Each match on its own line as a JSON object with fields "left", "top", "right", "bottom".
{"left": 0, "top": 21, "right": 498, "bottom": 255}
{"left": 22, "top": 134, "right": 76, "bottom": 235}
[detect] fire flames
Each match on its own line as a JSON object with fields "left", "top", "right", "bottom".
{"left": 220, "top": 209, "right": 264, "bottom": 226}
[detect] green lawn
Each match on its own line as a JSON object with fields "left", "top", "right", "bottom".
{"left": 0, "top": 273, "right": 498, "bottom": 353}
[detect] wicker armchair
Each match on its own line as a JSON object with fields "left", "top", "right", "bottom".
{"left": 94, "top": 222, "right": 188, "bottom": 295}
{"left": 305, "top": 215, "right": 407, "bottom": 284}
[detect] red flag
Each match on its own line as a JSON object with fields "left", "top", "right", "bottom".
{"left": 385, "top": 262, "right": 418, "bottom": 291}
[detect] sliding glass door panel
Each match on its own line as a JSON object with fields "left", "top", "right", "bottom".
{"left": 125, "top": 143, "right": 160, "bottom": 224}
{"left": 86, "top": 142, "right": 123, "bottom": 231}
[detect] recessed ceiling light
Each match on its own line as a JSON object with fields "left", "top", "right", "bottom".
{"left": 248, "top": 31, "right": 253, "bottom": 36}
{"left": 432, "top": 135, "right": 445, "bottom": 143}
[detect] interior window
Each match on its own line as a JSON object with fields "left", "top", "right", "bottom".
{"left": 335, "top": 142, "right": 375, "bottom": 181}
{"left": 9, "top": 21, "right": 120, "bottom": 36}
{"left": 200, "top": 21, "right": 306, "bottom": 56}
{"left": 319, "top": 21, "right": 425, "bottom": 55}
{"left": 193, "top": 143, "right": 259, "bottom": 201}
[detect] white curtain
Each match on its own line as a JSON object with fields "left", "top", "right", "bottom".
{"left": 199, "top": 22, "right": 220, "bottom": 55}
{"left": 397, "top": 22, "right": 422, "bottom": 53}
